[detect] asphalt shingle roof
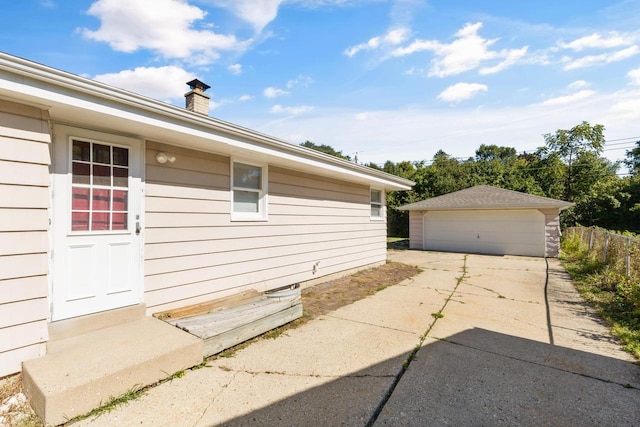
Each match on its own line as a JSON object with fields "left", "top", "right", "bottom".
{"left": 398, "top": 185, "right": 574, "bottom": 211}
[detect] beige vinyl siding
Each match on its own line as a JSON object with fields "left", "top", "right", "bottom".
{"left": 409, "top": 210, "right": 424, "bottom": 249}
{"left": 144, "top": 142, "right": 386, "bottom": 313}
{"left": 0, "top": 100, "right": 50, "bottom": 377}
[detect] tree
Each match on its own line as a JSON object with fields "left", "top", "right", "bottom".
{"left": 543, "top": 121, "right": 605, "bottom": 201}
{"left": 625, "top": 140, "right": 640, "bottom": 176}
{"left": 300, "top": 141, "right": 351, "bottom": 161}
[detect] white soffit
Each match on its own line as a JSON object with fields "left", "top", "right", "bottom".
{"left": 0, "top": 54, "right": 413, "bottom": 191}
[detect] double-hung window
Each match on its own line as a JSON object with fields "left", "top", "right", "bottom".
{"left": 231, "top": 161, "right": 267, "bottom": 220}
{"left": 370, "top": 188, "right": 383, "bottom": 219}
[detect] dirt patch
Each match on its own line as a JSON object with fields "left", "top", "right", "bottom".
{"left": 217, "top": 261, "right": 421, "bottom": 357}
{"left": 0, "top": 374, "right": 40, "bottom": 426}
{"left": 302, "top": 261, "right": 421, "bottom": 318}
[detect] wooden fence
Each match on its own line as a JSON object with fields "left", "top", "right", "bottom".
{"left": 565, "top": 227, "right": 640, "bottom": 278}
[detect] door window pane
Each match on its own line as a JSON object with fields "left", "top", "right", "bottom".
{"left": 91, "top": 212, "right": 110, "bottom": 231}
{"left": 73, "top": 140, "right": 90, "bottom": 161}
{"left": 112, "top": 190, "right": 128, "bottom": 211}
{"left": 72, "top": 211, "right": 90, "bottom": 231}
{"left": 72, "top": 187, "right": 90, "bottom": 210}
{"left": 92, "top": 189, "right": 111, "bottom": 211}
{"left": 93, "top": 143, "right": 111, "bottom": 164}
{"left": 113, "top": 167, "right": 128, "bottom": 188}
{"left": 113, "top": 147, "right": 129, "bottom": 166}
{"left": 72, "top": 163, "right": 91, "bottom": 185}
{"left": 112, "top": 212, "right": 127, "bottom": 230}
{"left": 93, "top": 165, "right": 111, "bottom": 186}
{"left": 70, "top": 139, "right": 130, "bottom": 232}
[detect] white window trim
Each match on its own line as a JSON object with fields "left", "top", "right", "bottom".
{"left": 231, "top": 158, "right": 268, "bottom": 221}
{"left": 370, "top": 188, "right": 385, "bottom": 221}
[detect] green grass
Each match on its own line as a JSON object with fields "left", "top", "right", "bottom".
{"left": 560, "top": 234, "right": 640, "bottom": 361}
{"left": 386, "top": 237, "right": 408, "bottom": 243}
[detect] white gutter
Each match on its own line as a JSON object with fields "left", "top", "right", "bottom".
{"left": 0, "top": 52, "right": 414, "bottom": 191}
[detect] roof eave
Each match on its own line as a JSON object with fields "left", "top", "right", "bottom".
{"left": 0, "top": 52, "right": 414, "bottom": 191}
{"left": 399, "top": 204, "right": 574, "bottom": 211}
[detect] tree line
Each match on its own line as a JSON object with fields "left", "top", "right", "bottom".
{"left": 302, "top": 121, "right": 640, "bottom": 236}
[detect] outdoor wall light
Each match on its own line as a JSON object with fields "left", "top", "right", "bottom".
{"left": 156, "top": 152, "right": 176, "bottom": 164}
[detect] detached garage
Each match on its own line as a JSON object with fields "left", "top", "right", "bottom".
{"left": 399, "top": 186, "right": 573, "bottom": 257}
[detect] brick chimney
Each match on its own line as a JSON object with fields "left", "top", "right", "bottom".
{"left": 185, "top": 79, "right": 211, "bottom": 115}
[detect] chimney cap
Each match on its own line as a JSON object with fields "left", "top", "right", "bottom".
{"left": 186, "top": 79, "right": 210, "bottom": 92}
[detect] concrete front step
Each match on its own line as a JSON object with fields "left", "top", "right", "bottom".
{"left": 22, "top": 317, "right": 203, "bottom": 426}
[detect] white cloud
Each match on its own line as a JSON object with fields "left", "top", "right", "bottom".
{"left": 479, "top": 46, "right": 528, "bottom": 75}
{"left": 211, "top": 0, "right": 283, "bottom": 33}
{"left": 239, "top": 89, "right": 638, "bottom": 167}
{"left": 40, "top": 0, "right": 56, "bottom": 8}
{"left": 228, "top": 64, "right": 242, "bottom": 75}
{"left": 437, "top": 82, "right": 488, "bottom": 103}
{"left": 286, "top": 75, "right": 314, "bottom": 88}
{"left": 81, "top": 0, "right": 249, "bottom": 63}
{"left": 629, "top": 68, "right": 640, "bottom": 85}
{"left": 558, "top": 32, "right": 635, "bottom": 51}
{"left": 563, "top": 46, "right": 639, "bottom": 70}
{"left": 392, "top": 22, "right": 527, "bottom": 77}
{"left": 93, "top": 65, "right": 196, "bottom": 102}
{"left": 271, "top": 104, "right": 313, "bottom": 115}
{"left": 355, "top": 112, "right": 370, "bottom": 121}
{"left": 608, "top": 97, "right": 640, "bottom": 121}
{"left": 344, "top": 27, "right": 410, "bottom": 57}
{"left": 239, "top": 94, "right": 253, "bottom": 101}
{"left": 568, "top": 80, "right": 590, "bottom": 90}
{"left": 263, "top": 86, "right": 290, "bottom": 98}
{"left": 537, "top": 89, "right": 596, "bottom": 106}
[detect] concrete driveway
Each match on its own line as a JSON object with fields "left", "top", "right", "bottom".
{"left": 78, "top": 251, "right": 640, "bottom": 426}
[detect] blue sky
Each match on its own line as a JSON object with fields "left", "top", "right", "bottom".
{"left": 1, "top": 0, "right": 639, "bottom": 168}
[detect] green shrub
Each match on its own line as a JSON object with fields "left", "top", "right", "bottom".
{"left": 561, "top": 230, "right": 640, "bottom": 361}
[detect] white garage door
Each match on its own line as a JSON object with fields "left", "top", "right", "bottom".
{"left": 423, "top": 210, "right": 546, "bottom": 257}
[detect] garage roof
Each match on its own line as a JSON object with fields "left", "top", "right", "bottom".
{"left": 399, "top": 185, "right": 573, "bottom": 211}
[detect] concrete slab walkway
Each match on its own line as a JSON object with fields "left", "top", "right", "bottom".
{"left": 75, "top": 251, "right": 639, "bottom": 426}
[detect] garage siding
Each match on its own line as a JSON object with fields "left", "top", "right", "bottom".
{"left": 539, "top": 208, "right": 561, "bottom": 257}
{"left": 423, "top": 210, "right": 546, "bottom": 257}
{"left": 408, "top": 211, "right": 424, "bottom": 250}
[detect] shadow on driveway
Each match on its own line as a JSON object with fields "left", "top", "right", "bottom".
{"left": 224, "top": 328, "right": 640, "bottom": 427}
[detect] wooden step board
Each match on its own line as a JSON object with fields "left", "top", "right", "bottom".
{"left": 167, "top": 290, "right": 303, "bottom": 357}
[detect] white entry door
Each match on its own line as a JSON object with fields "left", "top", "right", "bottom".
{"left": 52, "top": 125, "right": 143, "bottom": 321}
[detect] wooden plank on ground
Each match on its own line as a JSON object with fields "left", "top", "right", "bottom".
{"left": 172, "top": 297, "right": 301, "bottom": 339}
{"left": 202, "top": 303, "right": 303, "bottom": 357}
{"left": 153, "top": 290, "right": 262, "bottom": 321}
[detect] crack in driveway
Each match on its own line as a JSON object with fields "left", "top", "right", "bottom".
{"left": 366, "top": 255, "right": 470, "bottom": 426}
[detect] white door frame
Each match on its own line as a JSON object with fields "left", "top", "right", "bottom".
{"left": 50, "top": 124, "right": 144, "bottom": 321}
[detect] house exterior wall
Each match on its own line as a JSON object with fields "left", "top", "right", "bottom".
{"left": 144, "top": 141, "right": 387, "bottom": 314}
{"left": 539, "top": 208, "right": 561, "bottom": 257}
{"left": 408, "top": 210, "right": 424, "bottom": 250}
{"left": 0, "top": 100, "right": 51, "bottom": 377}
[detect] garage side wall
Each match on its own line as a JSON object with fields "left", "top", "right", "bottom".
{"left": 144, "top": 141, "right": 386, "bottom": 314}
{"left": 539, "top": 208, "right": 561, "bottom": 257}
{"left": 0, "top": 100, "right": 50, "bottom": 377}
{"left": 408, "top": 210, "right": 424, "bottom": 250}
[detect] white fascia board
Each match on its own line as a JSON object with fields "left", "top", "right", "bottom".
{"left": 0, "top": 53, "right": 414, "bottom": 191}
{"left": 400, "top": 205, "right": 570, "bottom": 211}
